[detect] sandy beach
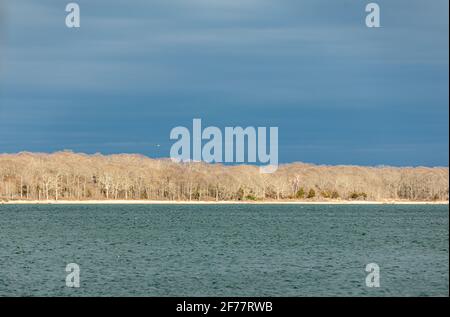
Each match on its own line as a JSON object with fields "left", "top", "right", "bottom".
{"left": 1, "top": 200, "right": 448, "bottom": 205}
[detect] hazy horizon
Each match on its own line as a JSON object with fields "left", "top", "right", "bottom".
{"left": 1, "top": 149, "right": 449, "bottom": 168}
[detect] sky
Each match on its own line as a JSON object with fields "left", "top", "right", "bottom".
{"left": 0, "top": 0, "right": 448, "bottom": 166}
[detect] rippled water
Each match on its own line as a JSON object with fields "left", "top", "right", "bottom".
{"left": 0, "top": 204, "right": 448, "bottom": 296}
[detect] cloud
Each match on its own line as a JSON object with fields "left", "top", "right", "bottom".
{"left": 0, "top": 0, "right": 448, "bottom": 165}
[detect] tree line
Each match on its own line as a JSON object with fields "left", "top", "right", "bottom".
{"left": 0, "top": 151, "right": 448, "bottom": 202}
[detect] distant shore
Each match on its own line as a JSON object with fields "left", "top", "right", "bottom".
{"left": 1, "top": 200, "right": 448, "bottom": 205}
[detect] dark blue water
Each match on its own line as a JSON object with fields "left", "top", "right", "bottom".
{"left": 0, "top": 204, "right": 448, "bottom": 296}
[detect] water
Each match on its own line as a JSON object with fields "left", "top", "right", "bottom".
{"left": 0, "top": 204, "right": 448, "bottom": 296}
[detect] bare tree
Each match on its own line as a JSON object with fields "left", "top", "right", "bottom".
{"left": 0, "top": 152, "right": 448, "bottom": 202}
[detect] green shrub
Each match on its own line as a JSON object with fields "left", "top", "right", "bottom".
{"left": 236, "top": 188, "right": 245, "bottom": 201}
{"left": 321, "top": 191, "right": 330, "bottom": 198}
{"left": 349, "top": 192, "right": 367, "bottom": 200}
{"left": 296, "top": 188, "right": 305, "bottom": 199}
{"left": 307, "top": 188, "right": 316, "bottom": 199}
{"left": 350, "top": 192, "right": 359, "bottom": 199}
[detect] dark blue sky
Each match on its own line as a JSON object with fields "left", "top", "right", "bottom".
{"left": 0, "top": 0, "right": 448, "bottom": 166}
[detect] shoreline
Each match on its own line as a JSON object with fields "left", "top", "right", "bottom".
{"left": 1, "top": 200, "right": 448, "bottom": 205}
